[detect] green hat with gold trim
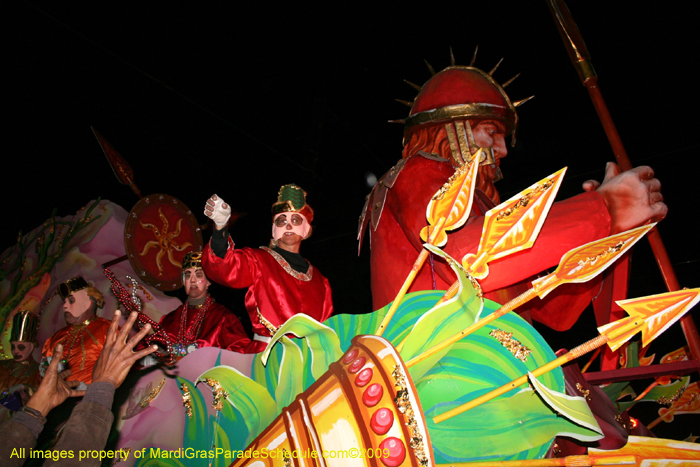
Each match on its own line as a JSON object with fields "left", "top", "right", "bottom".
{"left": 271, "top": 184, "right": 314, "bottom": 223}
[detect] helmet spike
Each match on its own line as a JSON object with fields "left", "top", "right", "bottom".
{"left": 388, "top": 119, "right": 406, "bottom": 124}
{"left": 404, "top": 79, "right": 422, "bottom": 91}
{"left": 424, "top": 59, "right": 436, "bottom": 76}
{"left": 488, "top": 58, "right": 504, "bottom": 76}
{"left": 395, "top": 99, "right": 414, "bottom": 108}
{"left": 501, "top": 73, "right": 521, "bottom": 89}
{"left": 402, "top": 58, "right": 520, "bottom": 139}
{"left": 470, "top": 45, "right": 479, "bottom": 66}
{"left": 513, "top": 95, "right": 535, "bottom": 107}
{"left": 449, "top": 47, "right": 456, "bottom": 66}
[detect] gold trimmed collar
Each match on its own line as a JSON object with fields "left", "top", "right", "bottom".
{"left": 260, "top": 247, "right": 313, "bottom": 281}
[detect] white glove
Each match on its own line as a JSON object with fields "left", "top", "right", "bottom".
{"left": 204, "top": 194, "right": 231, "bottom": 229}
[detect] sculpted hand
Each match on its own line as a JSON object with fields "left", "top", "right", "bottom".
{"left": 25, "top": 344, "right": 85, "bottom": 416}
{"left": 91, "top": 310, "right": 157, "bottom": 389}
{"left": 584, "top": 162, "right": 667, "bottom": 234}
{"left": 204, "top": 194, "right": 231, "bottom": 230}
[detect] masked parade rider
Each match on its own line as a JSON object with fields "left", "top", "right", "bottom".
{"left": 0, "top": 310, "right": 42, "bottom": 416}
{"left": 202, "top": 184, "right": 334, "bottom": 352}
{"left": 159, "top": 251, "right": 253, "bottom": 357}
{"left": 41, "top": 277, "right": 111, "bottom": 387}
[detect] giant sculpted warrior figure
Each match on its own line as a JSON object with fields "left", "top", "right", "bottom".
{"left": 359, "top": 64, "right": 666, "bottom": 330}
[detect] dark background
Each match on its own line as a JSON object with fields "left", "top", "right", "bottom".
{"left": 5, "top": 1, "right": 700, "bottom": 441}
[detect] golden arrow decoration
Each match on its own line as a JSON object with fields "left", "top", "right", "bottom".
{"left": 419, "top": 151, "right": 480, "bottom": 247}
{"left": 433, "top": 287, "right": 700, "bottom": 424}
{"left": 600, "top": 288, "right": 700, "bottom": 352}
{"left": 375, "top": 155, "right": 480, "bottom": 336}
{"left": 531, "top": 223, "right": 653, "bottom": 299}
{"left": 647, "top": 381, "right": 700, "bottom": 429}
{"left": 462, "top": 167, "right": 567, "bottom": 279}
{"left": 407, "top": 224, "right": 654, "bottom": 368}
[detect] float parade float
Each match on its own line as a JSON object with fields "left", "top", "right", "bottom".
{"left": 3, "top": 2, "right": 700, "bottom": 466}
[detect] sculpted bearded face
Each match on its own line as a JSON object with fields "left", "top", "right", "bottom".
{"left": 63, "top": 289, "right": 95, "bottom": 325}
{"left": 471, "top": 119, "right": 508, "bottom": 204}
{"left": 11, "top": 341, "right": 35, "bottom": 362}
{"left": 183, "top": 268, "right": 210, "bottom": 300}
{"left": 402, "top": 118, "right": 511, "bottom": 205}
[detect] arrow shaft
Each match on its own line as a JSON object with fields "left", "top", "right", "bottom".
{"left": 407, "top": 287, "right": 538, "bottom": 368}
{"left": 376, "top": 218, "right": 446, "bottom": 336}
{"left": 434, "top": 333, "right": 612, "bottom": 423}
{"left": 437, "top": 311, "right": 676, "bottom": 424}
{"left": 646, "top": 406, "right": 677, "bottom": 430}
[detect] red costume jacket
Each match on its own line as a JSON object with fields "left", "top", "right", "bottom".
{"left": 362, "top": 154, "right": 613, "bottom": 331}
{"left": 202, "top": 244, "right": 334, "bottom": 342}
{"left": 41, "top": 317, "right": 111, "bottom": 385}
{"left": 159, "top": 298, "right": 253, "bottom": 353}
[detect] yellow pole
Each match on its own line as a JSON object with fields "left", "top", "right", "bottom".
{"left": 434, "top": 318, "right": 641, "bottom": 423}
{"left": 407, "top": 287, "right": 539, "bottom": 368}
{"left": 375, "top": 218, "right": 445, "bottom": 336}
{"left": 646, "top": 406, "right": 676, "bottom": 430}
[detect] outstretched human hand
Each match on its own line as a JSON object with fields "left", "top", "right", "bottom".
{"left": 204, "top": 194, "right": 231, "bottom": 230}
{"left": 91, "top": 310, "right": 156, "bottom": 389}
{"left": 583, "top": 162, "right": 667, "bottom": 234}
{"left": 25, "top": 344, "right": 85, "bottom": 417}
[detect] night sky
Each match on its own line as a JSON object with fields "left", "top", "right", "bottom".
{"left": 5, "top": 2, "right": 700, "bottom": 440}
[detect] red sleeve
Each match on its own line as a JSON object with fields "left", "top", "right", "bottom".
{"left": 525, "top": 279, "right": 603, "bottom": 331}
{"left": 389, "top": 156, "right": 612, "bottom": 293}
{"left": 218, "top": 312, "right": 254, "bottom": 353}
{"left": 320, "top": 275, "right": 334, "bottom": 322}
{"left": 202, "top": 239, "right": 258, "bottom": 289}
{"left": 473, "top": 191, "right": 612, "bottom": 292}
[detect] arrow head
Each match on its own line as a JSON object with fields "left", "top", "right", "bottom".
{"left": 618, "top": 288, "right": 700, "bottom": 349}
{"left": 599, "top": 288, "right": 700, "bottom": 351}
{"left": 420, "top": 154, "right": 480, "bottom": 247}
{"left": 532, "top": 224, "right": 654, "bottom": 299}
{"left": 463, "top": 167, "right": 567, "bottom": 280}
{"left": 557, "top": 224, "right": 654, "bottom": 281}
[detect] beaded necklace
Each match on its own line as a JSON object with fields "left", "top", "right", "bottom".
{"left": 60, "top": 318, "right": 93, "bottom": 370}
{"left": 172, "top": 295, "right": 212, "bottom": 357}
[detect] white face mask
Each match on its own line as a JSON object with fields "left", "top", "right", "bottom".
{"left": 272, "top": 212, "right": 310, "bottom": 241}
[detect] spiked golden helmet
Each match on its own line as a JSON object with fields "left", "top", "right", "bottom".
{"left": 400, "top": 48, "right": 534, "bottom": 147}
{"left": 405, "top": 66, "right": 519, "bottom": 137}
{"left": 10, "top": 309, "right": 39, "bottom": 343}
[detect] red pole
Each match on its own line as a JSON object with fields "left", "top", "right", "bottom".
{"left": 546, "top": 0, "right": 700, "bottom": 363}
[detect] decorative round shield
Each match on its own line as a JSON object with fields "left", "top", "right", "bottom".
{"left": 125, "top": 194, "right": 203, "bottom": 291}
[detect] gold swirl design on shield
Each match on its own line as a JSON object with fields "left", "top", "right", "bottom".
{"left": 138, "top": 208, "right": 192, "bottom": 275}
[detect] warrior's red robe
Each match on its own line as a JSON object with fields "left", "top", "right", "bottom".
{"left": 202, "top": 244, "right": 333, "bottom": 345}
{"left": 363, "top": 154, "right": 612, "bottom": 331}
